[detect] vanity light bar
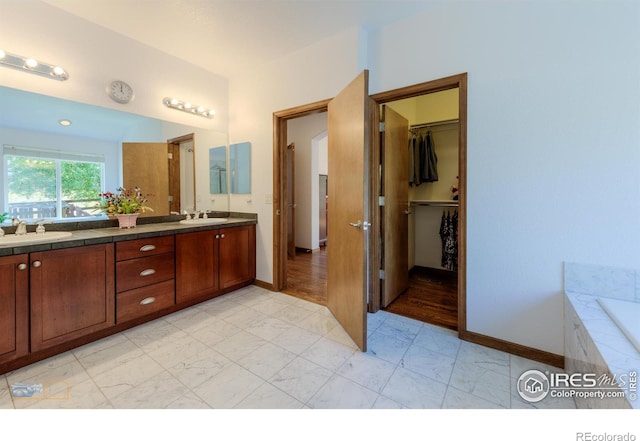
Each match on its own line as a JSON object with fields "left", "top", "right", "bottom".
{"left": 0, "top": 49, "right": 69, "bottom": 81}
{"left": 163, "top": 97, "right": 215, "bottom": 119}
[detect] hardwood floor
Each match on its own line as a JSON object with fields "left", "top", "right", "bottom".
{"left": 283, "top": 247, "right": 327, "bottom": 306}
{"left": 383, "top": 266, "right": 458, "bottom": 331}
{"left": 283, "top": 247, "right": 458, "bottom": 330}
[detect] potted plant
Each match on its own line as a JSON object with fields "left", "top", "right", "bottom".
{"left": 96, "top": 187, "right": 153, "bottom": 228}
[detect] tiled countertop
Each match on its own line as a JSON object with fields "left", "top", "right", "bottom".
{"left": 0, "top": 213, "right": 257, "bottom": 256}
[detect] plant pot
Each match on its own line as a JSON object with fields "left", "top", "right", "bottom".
{"left": 115, "top": 213, "right": 139, "bottom": 229}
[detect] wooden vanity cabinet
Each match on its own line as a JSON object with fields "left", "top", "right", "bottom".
{"left": 175, "top": 229, "right": 219, "bottom": 303}
{"left": 219, "top": 225, "right": 256, "bottom": 289}
{"left": 176, "top": 224, "right": 256, "bottom": 303}
{"left": 0, "top": 255, "right": 29, "bottom": 364}
{"left": 115, "top": 236, "right": 175, "bottom": 323}
{"left": 0, "top": 222, "right": 256, "bottom": 375}
{"left": 30, "top": 244, "right": 115, "bottom": 352}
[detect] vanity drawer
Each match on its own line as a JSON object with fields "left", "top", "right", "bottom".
{"left": 116, "top": 252, "right": 175, "bottom": 292}
{"left": 116, "top": 279, "right": 175, "bottom": 323}
{"left": 116, "top": 236, "right": 174, "bottom": 261}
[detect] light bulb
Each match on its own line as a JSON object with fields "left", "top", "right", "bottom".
{"left": 25, "top": 58, "right": 38, "bottom": 68}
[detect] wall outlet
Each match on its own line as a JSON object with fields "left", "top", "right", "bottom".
{"left": 265, "top": 194, "right": 273, "bottom": 204}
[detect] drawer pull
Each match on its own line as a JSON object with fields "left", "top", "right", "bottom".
{"left": 140, "top": 297, "right": 156, "bottom": 305}
{"left": 139, "top": 269, "right": 156, "bottom": 277}
{"left": 140, "top": 244, "right": 156, "bottom": 252}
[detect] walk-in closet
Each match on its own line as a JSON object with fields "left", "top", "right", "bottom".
{"left": 381, "top": 88, "right": 460, "bottom": 330}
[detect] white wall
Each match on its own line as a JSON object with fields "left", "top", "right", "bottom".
{"left": 287, "top": 113, "right": 328, "bottom": 250}
{"left": 371, "top": 1, "right": 640, "bottom": 355}
{"left": 228, "top": 27, "right": 366, "bottom": 282}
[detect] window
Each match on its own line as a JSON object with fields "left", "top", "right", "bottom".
{"left": 3, "top": 145, "right": 105, "bottom": 221}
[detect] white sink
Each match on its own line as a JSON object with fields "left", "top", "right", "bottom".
{"left": 0, "top": 231, "right": 73, "bottom": 247}
{"left": 179, "top": 218, "right": 228, "bottom": 225}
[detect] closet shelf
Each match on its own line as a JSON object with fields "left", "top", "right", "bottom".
{"left": 411, "top": 200, "right": 459, "bottom": 207}
{"left": 410, "top": 119, "right": 459, "bottom": 130}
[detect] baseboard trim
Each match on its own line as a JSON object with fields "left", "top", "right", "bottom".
{"left": 459, "top": 329, "right": 564, "bottom": 369}
{"left": 253, "top": 279, "right": 276, "bottom": 291}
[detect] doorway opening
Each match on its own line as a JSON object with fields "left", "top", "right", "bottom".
{"left": 377, "top": 90, "right": 460, "bottom": 331}
{"left": 277, "top": 110, "right": 330, "bottom": 305}
{"left": 273, "top": 73, "right": 467, "bottom": 336}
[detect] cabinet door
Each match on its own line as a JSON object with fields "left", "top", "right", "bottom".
{"left": 30, "top": 244, "right": 115, "bottom": 352}
{"left": 0, "top": 255, "right": 29, "bottom": 363}
{"left": 219, "top": 225, "right": 256, "bottom": 289}
{"left": 175, "top": 230, "right": 219, "bottom": 303}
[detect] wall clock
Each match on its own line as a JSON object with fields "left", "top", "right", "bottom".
{"left": 106, "top": 80, "right": 134, "bottom": 104}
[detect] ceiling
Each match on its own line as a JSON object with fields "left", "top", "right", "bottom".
{"left": 42, "top": 0, "right": 439, "bottom": 78}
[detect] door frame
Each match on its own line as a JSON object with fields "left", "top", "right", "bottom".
{"left": 167, "top": 133, "right": 196, "bottom": 212}
{"left": 272, "top": 72, "right": 467, "bottom": 335}
{"left": 369, "top": 72, "right": 468, "bottom": 334}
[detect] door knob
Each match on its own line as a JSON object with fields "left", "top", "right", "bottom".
{"left": 349, "top": 220, "right": 362, "bottom": 229}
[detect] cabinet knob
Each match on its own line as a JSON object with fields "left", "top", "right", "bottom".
{"left": 139, "top": 244, "right": 156, "bottom": 252}
{"left": 18, "top": 263, "right": 27, "bottom": 271}
{"left": 139, "top": 297, "right": 156, "bottom": 305}
{"left": 220, "top": 234, "right": 225, "bottom": 239}
{"left": 215, "top": 234, "right": 220, "bottom": 239}
{"left": 32, "top": 260, "right": 42, "bottom": 268}
{"left": 139, "top": 269, "right": 156, "bottom": 277}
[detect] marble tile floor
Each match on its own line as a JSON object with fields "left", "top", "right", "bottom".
{"left": 0, "top": 285, "right": 576, "bottom": 410}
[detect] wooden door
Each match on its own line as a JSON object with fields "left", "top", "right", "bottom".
{"left": 327, "top": 70, "right": 371, "bottom": 351}
{"left": 30, "top": 244, "right": 115, "bottom": 352}
{"left": 0, "top": 255, "right": 29, "bottom": 364}
{"left": 286, "top": 143, "right": 296, "bottom": 259}
{"left": 122, "top": 142, "right": 170, "bottom": 216}
{"left": 381, "top": 105, "right": 409, "bottom": 307}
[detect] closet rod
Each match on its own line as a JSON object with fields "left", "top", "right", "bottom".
{"left": 411, "top": 200, "right": 459, "bottom": 207}
{"left": 410, "top": 119, "right": 459, "bottom": 130}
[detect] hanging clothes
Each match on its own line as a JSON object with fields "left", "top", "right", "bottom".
{"left": 423, "top": 131, "right": 438, "bottom": 182}
{"left": 439, "top": 210, "right": 458, "bottom": 271}
{"left": 414, "top": 133, "right": 423, "bottom": 186}
{"left": 408, "top": 134, "right": 416, "bottom": 186}
{"left": 408, "top": 128, "right": 439, "bottom": 186}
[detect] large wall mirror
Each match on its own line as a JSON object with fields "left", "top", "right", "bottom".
{"left": 0, "top": 86, "right": 228, "bottom": 221}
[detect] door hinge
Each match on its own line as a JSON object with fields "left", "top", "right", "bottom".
{"left": 379, "top": 196, "right": 385, "bottom": 206}
{"left": 379, "top": 269, "right": 385, "bottom": 280}
{"left": 379, "top": 122, "right": 385, "bottom": 132}
{"left": 168, "top": 195, "right": 173, "bottom": 202}
{"left": 168, "top": 152, "right": 173, "bottom": 160}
